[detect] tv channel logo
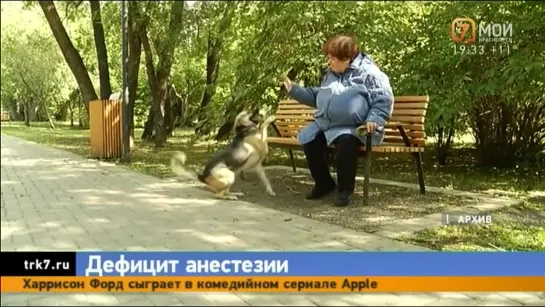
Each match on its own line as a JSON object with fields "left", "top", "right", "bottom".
{"left": 451, "top": 17, "right": 513, "bottom": 44}
{"left": 451, "top": 17, "right": 476, "bottom": 43}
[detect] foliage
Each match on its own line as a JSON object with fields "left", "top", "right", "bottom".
{"left": 1, "top": 24, "right": 68, "bottom": 124}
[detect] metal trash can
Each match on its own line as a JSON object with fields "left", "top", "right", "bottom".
{"left": 89, "top": 99, "right": 122, "bottom": 159}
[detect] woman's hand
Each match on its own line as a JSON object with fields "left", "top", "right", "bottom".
{"left": 366, "top": 121, "right": 379, "bottom": 133}
{"left": 280, "top": 76, "right": 292, "bottom": 93}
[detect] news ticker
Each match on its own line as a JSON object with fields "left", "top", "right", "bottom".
{"left": 2, "top": 251, "right": 544, "bottom": 278}
{"left": 2, "top": 276, "right": 544, "bottom": 293}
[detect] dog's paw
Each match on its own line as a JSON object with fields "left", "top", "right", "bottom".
{"left": 229, "top": 192, "right": 245, "bottom": 197}
{"left": 217, "top": 195, "right": 238, "bottom": 201}
{"left": 215, "top": 195, "right": 238, "bottom": 201}
{"left": 267, "top": 189, "right": 276, "bottom": 196}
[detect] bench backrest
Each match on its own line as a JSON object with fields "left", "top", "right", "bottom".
{"left": 274, "top": 96, "right": 429, "bottom": 147}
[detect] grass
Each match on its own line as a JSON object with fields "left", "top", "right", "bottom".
{"left": 404, "top": 200, "right": 544, "bottom": 251}
{"left": 2, "top": 121, "right": 544, "bottom": 251}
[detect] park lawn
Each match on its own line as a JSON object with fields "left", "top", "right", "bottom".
{"left": 403, "top": 199, "right": 544, "bottom": 251}
{"left": 2, "top": 121, "right": 544, "bottom": 251}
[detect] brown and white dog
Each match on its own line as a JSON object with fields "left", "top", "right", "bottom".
{"left": 170, "top": 111, "right": 276, "bottom": 200}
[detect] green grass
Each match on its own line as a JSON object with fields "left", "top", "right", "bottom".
{"left": 404, "top": 200, "right": 544, "bottom": 251}
{"left": 2, "top": 121, "right": 544, "bottom": 251}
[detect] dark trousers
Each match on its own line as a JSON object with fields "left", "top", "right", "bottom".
{"left": 303, "top": 132, "right": 360, "bottom": 195}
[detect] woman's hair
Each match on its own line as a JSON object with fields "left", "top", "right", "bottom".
{"left": 321, "top": 35, "right": 360, "bottom": 61}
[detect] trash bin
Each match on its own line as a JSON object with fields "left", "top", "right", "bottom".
{"left": 89, "top": 99, "right": 122, "bottom": 159}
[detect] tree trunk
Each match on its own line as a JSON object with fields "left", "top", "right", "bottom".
{"left": 24, "top": 100, "right": 30, "bottom": 127}
{"left": 39, "top": 1, "right": 97, "bottom": 110}
{"left": 141, "top": 106, "right": 155, "bottom": 141}
{"left": 17, "top": 71, "right": 47, "bottom": 125}
{"left": 434, "top": 117, "right": 456, "bottom": 166}
{"left": 197, "top": 36, "right": 221, "bottom": 123}
{"left": 151, "top": 78, "right": 167, "bottom": 148}
{"left": 140, "top": 1, "right": 186, "bottom": 148}
{"left": 89, "top": 0, "right": 112, "bottom": 99}
{"left": 68, "top": 100, "right": 74, "bottom": 127}
{"left": 181, "top": 79, "right": 190, "bottom": 126}
{"left": 140, "top": 30, "right": 160, "bottom": 142}
{"left": 165, "top": 83, "right": 184, "bottom": 136}
{"left": 127, "top": 1, "right": 142, "bottom": 146}
{"left": 195, "top": 4, "right": 235, "bottom": 134}
{"left": 165, "top": 88, "right": 173, "bottom": 137}
{"left": 54, "top": 100, "right": 69, "bottom": 121}
{"left": 78, "top": 100, "right": 83, "bottom": 127}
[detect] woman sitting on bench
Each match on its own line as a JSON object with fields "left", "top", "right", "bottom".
{"left": 281, "top": 35, "right": 394, "bottom": 207}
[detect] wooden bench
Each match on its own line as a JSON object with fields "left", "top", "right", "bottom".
{"left": 268, "top": 96, "right": 429, "bottom": 205}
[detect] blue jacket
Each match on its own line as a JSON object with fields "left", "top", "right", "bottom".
{"left": 288, "top": 53, "right": 394, "bottom": 146}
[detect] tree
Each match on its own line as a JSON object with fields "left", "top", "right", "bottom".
{"left": 126, "top": 1, "right": 143, "bottom": 143}
{"left": 194, "top": 2, "right": 237, "bottom": 134}
{"left": 1, "top": 27, "right": 65, "bottom": 128}
{"left": 89, "top": 0, "right": 112, "bottom": 99}
{"left": 139, "top": 1, "right": 186, "bottom": 147}
{"left": 38, "top": 0, "right": 98, "bottom": 110}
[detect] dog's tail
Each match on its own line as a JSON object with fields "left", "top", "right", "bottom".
{"left": 170, "top": 151, "right": 203, "bottom": 182}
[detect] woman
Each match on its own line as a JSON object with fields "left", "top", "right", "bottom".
{"left": 281, "top": 35, "right": 394, "bottom": 207}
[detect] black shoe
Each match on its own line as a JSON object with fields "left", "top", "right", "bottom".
{"left": 305, "top": 184, "right": 336, "bottom": 200}
{"left": 334, "top": 191, "right": 352, "bottom": 207}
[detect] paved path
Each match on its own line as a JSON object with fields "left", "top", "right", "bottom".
{"left": 1, "top": 135, "right": 543, "bottom": 306}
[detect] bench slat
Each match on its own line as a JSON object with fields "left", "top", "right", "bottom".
{"left": 384, "top": 123, "right": 424, "bottom": 131}
{"left": 393, "top": 102, "right": 428, "bottom": 109}
{"left": 276, "top": 130, "right": 299, "bottom": 137}
{"left": 275, "top": 120, "right": 310, "bottom": 127}
{"left": 389, "top": 115, "right": 425, "bottom": 124}
{"left": 278, "top": 104, "right": 314, "bottom": 110}
{"left": 363, "top": 146, "right": 425, "bottom": 153}
{"left": 349, "top": 144, "right": 426, "bottom": 152}
{"left": 276, "top": 109, "right": 317, "bottom": 115}
{"left": 391, "top": 109, "right": 426, "bottom": 116}
{"left": 384, "top": 136, "right": 425, "bottom": 146}
{"left": 275, "top": 122, "right": 307, "bottom": 128}
{"left": 279, "top": 100, "right": 306, "bottom": 105}
{"left": 385, "top": 129, "right": 425, "bottom": 138}
{"left": 276, "top": 126, "right": 305, "bottom": 132}
{"left": 267, "top": 137, "right": 299, "bottom": 144}
{"left": 276, "top": 115, "right": 315, "bottom": 121}
{"left": 394, "top": 96, "right": 429, "bottom": 103}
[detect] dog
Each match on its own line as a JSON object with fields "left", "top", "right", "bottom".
{"left": 170, "top": 111, "right": 276, "bottom": 200}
